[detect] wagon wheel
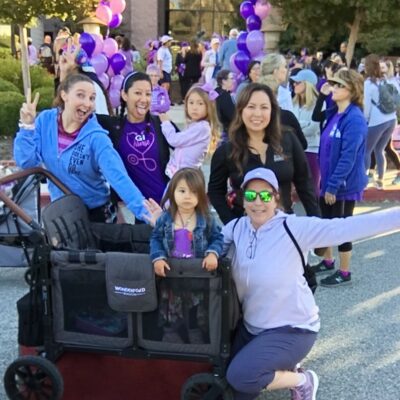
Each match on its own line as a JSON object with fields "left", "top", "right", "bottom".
{"left": 181, "top": 372, "right": 233, "bottom": 400}
{"left": 3, "top": 355, "right": 63, "bottom": 400}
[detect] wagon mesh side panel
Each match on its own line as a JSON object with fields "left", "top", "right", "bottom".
{"left": 51, "top": 251, "right": 133, "bottom": 348}
{"left": 137, "top": 275, "right": 221, "bottom": 356}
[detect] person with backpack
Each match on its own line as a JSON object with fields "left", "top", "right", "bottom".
{"left": 364, "top": 54, "right": 399, "bottom": 190}
{"left": 222, "top": 167, "right": 400, "bottom": 400}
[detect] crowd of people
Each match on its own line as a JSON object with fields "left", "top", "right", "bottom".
{"left": 13, "top": 27, "right": 400, "bottom": 400}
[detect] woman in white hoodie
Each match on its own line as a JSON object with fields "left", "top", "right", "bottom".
{"left": 222, "top": 167, "right": 400, "bottom": 400}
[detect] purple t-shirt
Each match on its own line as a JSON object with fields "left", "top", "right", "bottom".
{"left": 319, "top": 113, "right": 363, "bottom": 201}
{"left": 172, "top": 228, "right": 194, "bottom": 258}
{"left": 118, "top": 120, "right": 166, "bottom": 203}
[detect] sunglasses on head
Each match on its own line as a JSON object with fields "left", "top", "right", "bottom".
{"left": 243, "top": 190, "right": 274, "bottom": 203}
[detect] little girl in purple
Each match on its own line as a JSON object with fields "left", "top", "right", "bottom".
{"left": 159, "top": 84, "right": 220, "bottom": 178}
{"left": 149, "top": 168, "right": 223, "bottom": 343}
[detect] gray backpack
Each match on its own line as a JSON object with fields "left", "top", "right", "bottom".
{"left": 372, "top": 80, "right": 400, "bottom": 114}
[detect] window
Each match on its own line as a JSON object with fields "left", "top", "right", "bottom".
{"left": 168, "top": 0, "right": 238, "bottom": 40}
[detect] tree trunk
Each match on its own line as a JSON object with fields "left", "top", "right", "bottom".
{"left": 346, "top": 9, "right": 362, "bottom": 67}
{"left": 18, "top": 24, "right": 31, "bottom": 97}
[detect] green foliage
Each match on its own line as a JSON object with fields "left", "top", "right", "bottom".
{"left": 0, "top": 0, "right": 98, "bottom": 25}
{"left": 270, "top": 0, "right": 400, "bottom": 56}
{"left": 0, "top": 77, "right": 19, "bottom": 92}
{"left": 30, "top": 66, "right": 53, "bottom": 92}
{"left": 0, "top": 91, "right": 24, "bottom": 136}
{"left": 35, "top": 86, "right": 54, "bottom": 111}
{"left": 0, "top": 56, "right": 21, "bottom": 89}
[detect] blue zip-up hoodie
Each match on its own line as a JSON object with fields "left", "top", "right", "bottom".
{"left": 14, "top": 108, "right": 147, "bottom": 220}
{"left": 150, "top": 211, "right": 223, "bottom": 261}
{"left": 321, "top": 103, "right": 368, "bottom": 196}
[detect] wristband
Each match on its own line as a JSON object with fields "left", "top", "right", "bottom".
{"left": 18, "top": 122, "right": 35, "bottom": 130}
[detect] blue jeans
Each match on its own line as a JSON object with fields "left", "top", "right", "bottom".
{"left": 365, "top": 119, "right": 397, "bottom": 178}
{"left": 227, "top": 322, "right": 317, "bottom": 400}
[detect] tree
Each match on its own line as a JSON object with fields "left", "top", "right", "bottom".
{"left": 269, "top": 0, "right": 400, "bottom": 65}
{"left": 0, "top": 0, "right": 97, "bottom": 96}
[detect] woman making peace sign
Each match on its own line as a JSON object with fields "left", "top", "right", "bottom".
{"left": 14, "top": 73, "right": 150, "bottom": 223}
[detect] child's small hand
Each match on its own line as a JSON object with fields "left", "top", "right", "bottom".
{"left": 159, "top": 113, "right": 170, "bottom": 122}
{"left": 154, "top": 259, "right": 170, "bottom": 277}
{"left": 202, "top": 253, "right": 218, "bottom": 271}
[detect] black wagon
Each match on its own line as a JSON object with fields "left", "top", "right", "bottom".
{"left": 0, "top": 168, "right": 239, "bottom": 400}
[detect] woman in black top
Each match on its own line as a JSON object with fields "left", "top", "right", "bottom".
{"left": 181, "top": 40, "right": 203, "bottom": 98}
{"left": 215, "top": 69, "right": 236, "bottom": 143}
{"left": 208, "top": 83, "right": 319, "bottom": 224}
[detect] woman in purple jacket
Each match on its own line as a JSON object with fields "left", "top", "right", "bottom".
{"left": 312, "top": 68, "right": 368, "bottom": 287}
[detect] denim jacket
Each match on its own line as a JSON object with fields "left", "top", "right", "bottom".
{"left": 150, "top": 211, "right": 223, "bottom": 262}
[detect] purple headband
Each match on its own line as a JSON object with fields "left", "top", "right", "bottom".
{"left": 199, "top": 83, "right": 219, "bottom": 101}
{"left": 122, "top": 71, "right": 139, "bottom": 92}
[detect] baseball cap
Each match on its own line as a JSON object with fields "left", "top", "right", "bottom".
{"left": 160, "top": 35, "right": 173, "bottom": 44}
{"left": 241, "top": 168, "right": 279, "bottom": 192}
{"left": 291, "top": 69, "right": 318, "bottom": 86}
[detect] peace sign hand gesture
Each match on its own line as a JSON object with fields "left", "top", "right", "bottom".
{"left": 20, "top": 88, "right": 40, "bottom": 125}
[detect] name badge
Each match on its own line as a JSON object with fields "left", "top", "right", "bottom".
{"left": 274, "top": 154, "right": 284, "bottom": 162}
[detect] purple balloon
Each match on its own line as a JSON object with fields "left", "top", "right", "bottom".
{"left": 109, "top": 52, "right": 126, "bottom": 75}
{"left": 230, "top": 53, "right": 241, "bottom": 74}
{"left": 109, "top": 88, "right": 121, "bottom": 108}
{"left": 98, "top": 72, "right": 110, "bottom": 90}
{"left": 237, "top": 31, "right": 249, "bottom": 52}
{"left": 79, "top": 32, "right": 96, "bottom": 58}
{"left": 109, "top": 13, "right": 123, "bottom": 29}
{"left": 246, "top": 14, "right": 262, "bottom": 31}
{"left": 110, "top": 74, "right": 124, "bottom": 91}
{"left": 103, "top": 38, "right": 118, "bottom": 58}
{"left": 234, "top": 51, "right": 251, "bottom": 75}
{"left": 240, "top": 1, "right": 255, "bottom": 19}
{"left": 90, "top": 53, "right": 109, "bottom": 76}
{"left": 246, "top": 30, "right": 264, "bottom": 57}
{"left": 91, "top": 34, "right": 104, "bottom": 56}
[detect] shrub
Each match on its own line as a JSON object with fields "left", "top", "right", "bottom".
{"left": 30, "top": 66, "right": 54, "bottom": 92}
{"left": 0, "top": 91, "right": 24, "bottom": 137}
{"left": 0, "top": 77, "right": 19, "bottom": 92}
{"left": 0, "top": 57, "right": 22, "bottom": 89}
{"left": 35, "top": 85, "right": 55, "bottom": 111}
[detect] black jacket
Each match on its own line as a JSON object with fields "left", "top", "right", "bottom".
{"left": 215, "top": 87, "right": 236, "bottom": 133}
{"left": 208, "top": 131, "right": 320, "bottom": 224}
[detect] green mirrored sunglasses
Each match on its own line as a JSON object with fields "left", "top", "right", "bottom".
{"left": 243, "top": 190, "right": 273, "bottom": 203}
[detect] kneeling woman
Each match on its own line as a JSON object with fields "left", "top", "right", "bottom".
{"left": 222, "top": 167, "right": 400, "bottom": 400}
{"left": 14, "top": 73, "right": 149, "bottom": 223}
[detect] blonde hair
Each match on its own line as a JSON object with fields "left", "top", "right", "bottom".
{"left": 261, "top": 53, "right": 286, "bottom": 76}
{"left": 184, "top": 85, "right": 220, "bottom": 152}
{"left": 258, "top": 74, "right": 279, "bottom": 95}
{"left": 293, "top": 81, "right": 318, "bottom": 109}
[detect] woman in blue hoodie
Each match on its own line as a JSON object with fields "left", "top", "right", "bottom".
{"left": 14, "top": 73, "right": 149, "bottom": 223}
{"left": 313, "top": 68, "right": 368, "bottom": 286}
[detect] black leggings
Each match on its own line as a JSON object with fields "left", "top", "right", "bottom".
{"left": 370, "top": 138, "right": 400, "bottom": 170}
{"left": 319, "top": 198, "right": 356, "bottom": 252}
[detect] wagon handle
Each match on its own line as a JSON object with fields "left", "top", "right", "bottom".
{"left": 0, "top": 167, "right": 72, "bottom": 229}
{"left": 0, "top": 167, "right": 72, "bottom": 194}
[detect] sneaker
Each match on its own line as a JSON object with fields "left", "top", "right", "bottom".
{"left": 375, "top": 179, "right": 384, "bottom": 190}
{"left": 368, "top": 172, "right": 374, "bottom": 184}
{"left": 290, "top": 370, "right": 319, "bottom": 400}
{"left": 310, "top": 259, "right": 335, "bottom": 274}
{"left": 320, "top": 270, "right": 351, "bottom": 287}
{"left": 392, "top": 175, "right": 400, "bottom": 185}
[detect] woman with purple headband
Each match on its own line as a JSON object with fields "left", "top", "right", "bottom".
{"left": 97, "top": 71, "right": 174, "bottom": 209}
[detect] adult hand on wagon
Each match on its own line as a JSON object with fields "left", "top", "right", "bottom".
{"left": 20, "top": 88, "right": 40, "bottom": 125}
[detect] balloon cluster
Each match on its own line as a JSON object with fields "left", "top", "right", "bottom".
{"left": 230, "top": 0, "right": 271, "bottom": 76}
{"left": 78, "top": 0, "right": 127, "bottom": 108}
